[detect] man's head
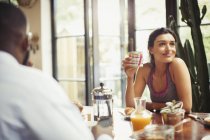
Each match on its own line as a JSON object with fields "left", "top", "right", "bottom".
{"left": 0, "top": 2, "right": 29, "bottom": 64}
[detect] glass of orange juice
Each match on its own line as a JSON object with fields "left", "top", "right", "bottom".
{"left": 131, "top": 113, "right": 152, "bottom": 131}
{"left": 130, "top": 97, "right": 152, "bottom": 131}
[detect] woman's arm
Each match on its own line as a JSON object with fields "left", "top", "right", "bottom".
{"left": 123, "top": 61, "right": 148, "bottom": 107}
{"left": 170, "top": 58, "right": 192, "bottom": 113}
{"left": 123, "top": 57, "right": 137, "bottom": 107}
{"left": 125, "top": 76, "right": 136, "bottom": 107}
{"left": 146, "top": 102, "right": 166, "bottom": 112}
{"left": 128, "top": 65, "right": 149, "bottom": 106}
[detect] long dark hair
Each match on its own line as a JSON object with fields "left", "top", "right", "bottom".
{"left": 148, "top": 27, "right": 177, "bottom": 66}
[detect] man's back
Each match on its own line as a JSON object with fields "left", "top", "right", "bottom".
{"left": 0, "top": 51, "right": 94, "bottom": 140}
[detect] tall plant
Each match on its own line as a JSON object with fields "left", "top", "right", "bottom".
{"left": 168, "top": 0, "right": 210, "bottom": 112}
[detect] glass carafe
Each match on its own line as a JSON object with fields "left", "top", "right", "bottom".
{"left": 130, "top": 97, "right": 152, "bottom": 131}
{"left": 91, "top": 83, "right": 113, "bottom": 121}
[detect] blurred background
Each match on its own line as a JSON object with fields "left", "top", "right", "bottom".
{"left": 2, "top": 0, "right": 210, "bottom": 109}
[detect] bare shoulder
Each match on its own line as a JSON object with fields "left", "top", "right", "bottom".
{"left": 142, "top": 63, "right": 152, "bottom": 70}
{"left": 136, "top": 63, "right": 152, "bottom": 81}
{"left": 169, "top": 58, "right": 189, "bottom": 78}
{"left": 171, "top": 57, "right": 185, "bottom": 65}
{"left": 141, "top": 63, "right": 152, "bottom": 73}
{"left": 169, "top": 57, "right": 187, "bottom": 70}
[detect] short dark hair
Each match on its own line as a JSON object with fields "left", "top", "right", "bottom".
{"left": 147, "top": 27, "right": 177, "bottom": 66}
{"left": 0, "top": 2, "right": 27, "bottom": 50}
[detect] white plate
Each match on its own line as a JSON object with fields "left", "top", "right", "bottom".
{"left": 202, "top": 135, "right": 210, "bottom": 140}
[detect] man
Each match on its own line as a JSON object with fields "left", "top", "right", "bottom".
{"left": 0, "top": 2, "right": 112, "bottom": 140}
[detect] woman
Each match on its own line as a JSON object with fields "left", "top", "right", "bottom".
{"left": 122, "top": 27, "right": 192, "bottom": 113}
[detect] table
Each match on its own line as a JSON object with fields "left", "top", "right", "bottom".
{"left": 82, "top": 107, "right": 210, "bottom": 140}
{"left": 114, "top": 109, "right": 210, "bottom": 140}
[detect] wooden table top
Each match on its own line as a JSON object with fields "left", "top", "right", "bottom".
{"left": 82, "top": 107, "right": 210, "bottom": 140}
{"left": 112, "top": 108, "right": 210, "bottom": 140}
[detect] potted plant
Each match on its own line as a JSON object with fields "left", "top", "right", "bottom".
{"left": 168, "top": 0, "right": 210, "bottom": 112}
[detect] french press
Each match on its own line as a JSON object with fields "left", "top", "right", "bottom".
{"left": 91, "top": 83, "right": 113, "bottom": 121}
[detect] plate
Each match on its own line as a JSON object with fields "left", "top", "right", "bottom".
{"left": 202, "top": 135, "right": 210, "bottom": 140}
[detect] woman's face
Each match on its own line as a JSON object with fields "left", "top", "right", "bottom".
{"left": 149, "top": 33, "right": 176, "bottom": 64}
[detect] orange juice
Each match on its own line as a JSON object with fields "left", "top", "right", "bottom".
{"left": 131, "top": 114, "right": 152, "bottom": 131}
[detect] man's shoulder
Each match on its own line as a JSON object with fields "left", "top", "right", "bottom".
{"left": 22, "top": 66, "right": 55, "bottom": 82}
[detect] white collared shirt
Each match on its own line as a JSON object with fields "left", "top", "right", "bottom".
{"left": 0, "top": 51, "right": 112, "bottom": 140}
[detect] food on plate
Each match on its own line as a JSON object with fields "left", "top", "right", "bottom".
{"left": 204, "top": 116, "right": 210, "bottom": 124}
{"left": 124, "top": 107, "right": 135, "bottom": 115}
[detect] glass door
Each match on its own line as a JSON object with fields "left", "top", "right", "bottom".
{"left": 93, "top": 0, "right": 127, "bottom": 107}
{"left": 53, "top": 0, "right": 86, "bottom": 104}
{"left": 52, "top": 0, "right": 127, "bottom": 106}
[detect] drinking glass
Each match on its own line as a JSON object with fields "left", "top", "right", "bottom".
{"left": 162, "top": 109, "right": 185, "bottom": 132}
{"left": 128, "top": 51, "right": 143, "bottom": 68}
{"left": 144, "top": 124, "right": 175, "bottom": 140}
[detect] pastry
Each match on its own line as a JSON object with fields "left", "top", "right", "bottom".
{"left": 204, "top": 116, "right": 210, "bottom": 124}
{"left": 124, "top": 107, "right": 135, "bottom": 115}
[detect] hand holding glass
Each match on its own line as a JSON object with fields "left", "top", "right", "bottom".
{"left": 128, "top": 51, "right": 143, "bottom": 68}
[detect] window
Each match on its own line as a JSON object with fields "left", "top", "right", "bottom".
{"left": 53, "top": 0, "right": 86, "bottom": 104}
{"left": 178, "top": 0, "right": 210, "bottom": 62}
{"left": 96, "top": 0, "right": 126, "bottom": 107}
{"left": 52, "top": 0, "right": 210, "bottom": 108}
{"left": 135, "top": 0, "right": 166, "bottom": 63}
{"left": 52, "top": 0, "right": 127, "bottom": 107}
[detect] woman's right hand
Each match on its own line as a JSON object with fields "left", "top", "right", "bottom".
{"left": 122, "top": 56, "right": 137, "bottom": 78}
